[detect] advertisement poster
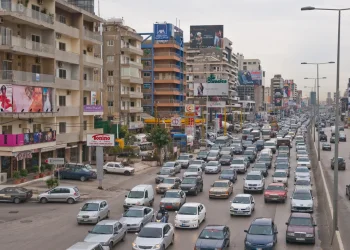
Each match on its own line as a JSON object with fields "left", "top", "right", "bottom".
{"left": 154, "top": 23, "right": 174, "bottom": 40}
{"left": 0, "top": 84, "right": 12, "bottom": 112}
{"left": 24, "top": 130, "right": 56, "bottom": 145}
{"left": 283, "top": 84, "right": 289, "bottom": 98}
{"left": 91, "top": 91, "right": 97, "bottom": 105}
{"left": 274, "top": 88, "right": 283, "bottom": 107}
{"left": 238, "top": 71, "right": 262, "bottom": 85}
{"left": 190, "top": 25, "right": 224, "bottom": 49}
{"left": 42, "top": 87, "right": 53, "bottom": 112}
{"left": 194, "top": 82, "right": 228, "bottom": 96}
{"left": 12, "top": 86, "right": 43, "bottom": 112}
{"left": 195, "top": 106, "right": 201, "bottom": 117}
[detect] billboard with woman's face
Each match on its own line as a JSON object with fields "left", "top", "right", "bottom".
{"left": 0, "top": 84, "right": 12, "bottom": 112}
{"left": 12, "top": 86, "right": 54, "bottom": 112}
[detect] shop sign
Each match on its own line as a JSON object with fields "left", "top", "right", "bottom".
{"left": 87, "top": 134, "right": 115, "bottom": 147}
{"left": 171, "top": 117, "right": 181, "bottom": 126}
{"left": 13, "top": 151, "right": 32, "bottom": 161}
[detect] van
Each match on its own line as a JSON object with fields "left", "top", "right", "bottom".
{"left": 66, "top": 242, "right": 108, "bottom": 250}
{"left": 260, "top": 148, "right": 273, "bottom": 158}
{"left": 123, "top": 184, "right": 154, "bottom": 211}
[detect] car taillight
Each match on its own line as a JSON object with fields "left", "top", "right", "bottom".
{"left": 74, "top": 192, "right": 77, "bottom": 196}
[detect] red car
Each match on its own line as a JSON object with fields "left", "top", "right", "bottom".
{"left": 264, "top": 183, "right": 287, "bottom": 203}
{"left": 344, "top": 124, "right": 349, "bottom": 129}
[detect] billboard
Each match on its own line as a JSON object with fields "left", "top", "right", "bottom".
{"left": 87, "top": 134, "right": 115, "bottom": 147}
{"left": 190, "top": 25, "right": 224, "bottom": 49}
{"left": 194, "top": 82, "right": 228, "bottom": 96}
{"left": 0, "top": 84, "right": 12, "bottom": 112}
{"left": 274, "top": 88, "right": 283, "bottom": 107}
{"left": 12, "top": 86, "right": 53, "bottom": 112}
{"left": 238, "top": 71, "right": 262, "bottom": 85}
{"left": 310, "top": 92, "right": 316, "bottom": 105}
{"left": 154, "top": 23, "right": 174, "bottom": 40}
{"left": 24, "top": 130, "right": 56, "bottom": 145}
{"left": 207, "top": 101, "right": 226, "bottom": 108}
{"left": 283, "top": 81, "right": 290, "bottom": 98}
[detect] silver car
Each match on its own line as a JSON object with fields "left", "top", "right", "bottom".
{"left": 291, "top": 189, "right": 314, "bottom": 213}
{"left": 77, "top": 200, "right": 110, "bottom": 224}
{"left": 294, "top": 167, "right": 311, "bottom": 182}
{"left": 132, "top": 223, "right": 175, "bottom": 250}
{"left": 162, "top": 161, "right": 181, "bottom": 174}
{"left": 84, "top": 220, "right": 126, "bottom": 249}
{"left": 119, "top": 206, "right": 154, "bottom": 232}
{"left": 189, "top": 160, "right": 206, "bottom": 171}
{"left": 204, "top": 161, "right": 222, "bottom": 174}
{"left": 159, "top": 190, "right": 186, "bottom": 210}
{"left": 38, "top": 185, "right": 80, "bottom": 204}
{"left": 206, "top": 150, "right": 220, "bottom": 161}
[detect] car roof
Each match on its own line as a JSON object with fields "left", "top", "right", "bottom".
{"left": 163, "top": 177, "right": 178, "bottom": 180}
{"left": 183, "top": 202, "right": 201, "bottom": 207}
{"left": 294, "top": 189, "right": 311, "bottom": 194}
{"left": 268, "top": 182, "right": 285, "bottom": 186}
{"left": 67, "top": 242, "right": 103, "bottom": 250}
{"left": 235, "top": 193, "right": 251, "bottom": 198}
{"left": 128, "top": 206, "right": 148, "bottom": 210}
{"left": 165, "top": 161, "right": 176, "bottom": 164}
{"left": 85, "top": 200, "right": 106, "bottom": 204}
{"left": 252, "top": 217, "right": 273, "bottom": 225}
{"left": 132, "top": 185, "right": 152, "bottom": 191}
{"left": 105, "top": 162, "right": 122, "bottom": 164}
{"left": 96, "top": 220, "right": 119, "bottom": 226}
{"left": 247, "top": 171, "right": 262, "bottom": 175}
{"left": 213, "top": 180, "right": 230, "bottom": 183}
{"left": 56, "top": 185, "right": 77, "bottom": 189}
{"left": 144, "top": 222, "right": 167, "bottom": 228}
{"left": 204, "top": 225, "right": 225, "bottom": 230}
{"left": 290, "top": 212, "right": 312, "bottom": 218}
{"left": 165, "top": 189, "right": 182, "bottom": 193}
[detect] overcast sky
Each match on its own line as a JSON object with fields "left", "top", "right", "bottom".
{"left": 100, "top": 0, "right": 350, "bottom": 101}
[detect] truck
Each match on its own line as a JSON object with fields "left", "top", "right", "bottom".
{"left": 261, "top": 129, "right": 272, "bottom": 141}
{"left": 277, "top": 138, "right": 291, "bottom": 148}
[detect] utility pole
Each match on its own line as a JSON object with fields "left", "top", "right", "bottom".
{"left": 224, "top": 107, "right": 227, "bottom": 136}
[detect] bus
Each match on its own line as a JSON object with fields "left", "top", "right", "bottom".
{"left": 262, "top": 129, "right": 272, "bottom": 141}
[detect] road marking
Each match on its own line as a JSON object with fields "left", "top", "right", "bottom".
{"left": 313, "top": 139, "right": 345, "bottom": 250}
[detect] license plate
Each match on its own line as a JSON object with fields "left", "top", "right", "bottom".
{"left": 256, "top": 248, "right": 262, "bottom": 250}
{"left": 296, "top": 238, "right": 305, "bottom": 241}
{"left": 181, "top": 224, "right": 188, "bottom": 227}
{"left": 166, "top": 206, "right": 172, "bottom": 209}
{"left": 272, "top": 198, "right": 278, "bottom": 200}
{"left": 184, "top": 191, "right": 188, "bottom": 193}
{"left": 83, "top": 219, "right": 88, "bottom": 222}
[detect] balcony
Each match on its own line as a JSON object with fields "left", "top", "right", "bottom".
{"left": 154, "top": 52, "right": 181, "bottom": 61}
{"left": 129, "top": 92, "right": 143, "bottom": 99}
{"left": 141, "top": 100, "right": 152, "bottom": 105}
{"left": 121, "top": 60, "right": 143, "bottom": 70}
{"left": 83, "top": 105, "right": 103, "bottom": 115}
{"left": 155, "top": 99, "right": 182, "bottom": 107}
{"left": 121, "top": 91, "right": 129, "bottom": 98}
{"left": 129, "top": 107, "right": 143, "bottom": 113}
{"left": 154, "top": 88, "right": 181, "bottom": 95}
{"left": 0, "top": 131, "right": 56, "bottom": 147}
{"left": 55, "top": 77, "right": 79, "bottom": 90}
{"left": 83, "top": 80, "right": 102, "bottom": 91}
{"left": 129, "top": 121, "right": 144, "bottom": 129}
{"left": 55, "top": 21, "right": 79, "bottom": 39}
{"left": 0, "top": 35, "right": 54, "bottom": 58}
{"left": 121, "top": 74, "right": 143, "bottom": 84}
{"left": 84, "top": 29, "right": 103, "bottom": 44}
{"left": 121, "top": 44, "right": 143, "bottom": 56}
{"left": 154, "top": 64, "right": 180, "bottom": 73}
{"left": 57, "top": 106, "right": 79, "bottom": 117}
{"left": 56, "top": 49, "right": 79, "bottom": 64}
{"left": 1, "top": 70, "right": 54, "bottom": 87}
{"left": 84, "top": 55, "right": 103, "bottom": 68}
{"left": 0, "top": 3, "right": 54, "bottom": 29}
{"left": 154, "top": 40, "right": 180, "bottom": 49}
{"left": 154, "top": 76, "right": 180, "bottom": 84}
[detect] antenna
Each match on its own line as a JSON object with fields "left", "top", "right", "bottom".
{"left": 176, "top": 18, "right": 177, "bottom": 27}
{"left": 98, "top": 0, "right": 100, "bottom": 17}
{"left": 179, "top": 20, "right": 180, "bottom": 28}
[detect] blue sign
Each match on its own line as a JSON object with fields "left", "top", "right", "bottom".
{"left": 144, "top": 84, "right": 151, "bottom": 89}
{"left": 154, "top": 23, "right": 173, "bottom": 40}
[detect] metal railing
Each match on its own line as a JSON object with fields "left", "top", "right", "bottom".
{"left": 0, "top": 35, "right": 54, "bottom": 54}
{"left": 83, "top": 80, "right": 102, "bottom": 89}
{"left": 0, "top": 70, "right": 54, "bottom": 83}
{"left": 129, "top": 92, "right": 143, "bottom": 98}
{"left": 156, "top": 99, "right": 182, "bottom": 103}
{"left": 1, "top": 3, "right": 54, "bottom": 24}
{"left": 154, "top": 64, "right": 180, "bottom": 69}
{"left": 84, "top": 29, "right": 102, "bottom": 42}
{"left": 154, "top": 52, "right": 180, "bottom": 57}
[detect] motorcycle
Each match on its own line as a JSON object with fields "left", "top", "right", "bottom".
{"left": 155, "top": 211, "right": 169, "bottom": 223}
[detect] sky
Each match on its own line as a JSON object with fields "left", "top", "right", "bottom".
{"left": 99, "top": 0, "right": 350, "bottom": 101}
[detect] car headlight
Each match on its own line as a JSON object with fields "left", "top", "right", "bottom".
{"left": 245, "top": 241, "right": 252, "bottom": 246}
{"left": 156, "top": 186, "right": 159, "bottom": 189}
{"left": 132, "top": 242, "right": 137, "bottom": 248}
{"left": 152, "top": 244, "right": 161, "bottom": 249}
{"left": 174, "top": 202, "right": 180, "bottom": 206}
{"left": 191, "top": 219, "right": 198, "bottom": 222}
{"left": 287, "top": 232, "right": 295, "bottom": 236}
{"left": 102, "top": 241, "right": 109, "bottom": 246}
{"left": 308, "top": 203, "right": 313, "bottom": 207}
{"left": 266, "top": 242, "right": 274, "bottom": 247}
{"left": 306, "top": 233, "right": 314, "bottom": 237}
{"left": 190, "top": 187, "right": 195, "bottom": 190}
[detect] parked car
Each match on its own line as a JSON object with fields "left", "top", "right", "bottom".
{"left": 209, "top": 180, "right": 233, "bottom": 199}
{"left": 285, "top": 213, "right": 316, "bottom": 244}
{"left": 219, "top": 169, "right": 237, "bottom": 183}
{"left": 229, "top": 194, "right": 255, "bottom": 216}
{"left": 244, "top": 218, "right": 278, "bottom": 249}
{"left": 156, "top": 177, "right": 182, "bottom": 194}
{"left": 102, "top": 162, "right": 135, "bottom": 175}
{"left": 331, "top": 157, "right": 346, "bottom": 170}
{"left": 194, "top": 225, "right": 230, "bottom": 250}
{"left": 264, "top": 183, "right": 287, "bottom": 203}
{"left": 38, "top": 185, "right": 80, "bottom": 204}
{"left": 159, "top": 190, "right": 186, "bottom": 210}
{"left": 77, "top": 200, "right": 110, "bottom": 224}
{"left": 174, "top": 202, "right": 206, "bottom": 229}
{"left": 55, "top": 165, "right": 96, "bottom": 182}
{"left": 0, "top": 187, "right": 33, "bottom": 204}
{"left": 119, "top": 206, "right": 154, "bottom": 232}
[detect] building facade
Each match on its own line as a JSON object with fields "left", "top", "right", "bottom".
{"left": 270, "top": 74, "right": 284, "bottom": 100}
{"left": 326, "top": 92, "right": 332, "bottom": 105}
{"left": 0, "top": 0, "right": 103, "bottom": 179}
{"left": 102, "top": 18, "right": 144, "bottom": 131}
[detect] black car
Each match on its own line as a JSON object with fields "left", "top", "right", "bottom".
{"left": 322, "top": 143, "right": 331, "bottom": 151}
{"left": 180, "top": 176, "right": 203, "bottom": 196}
{"left": 255, "top": 140, "right": 265, "bottom": 151}
{"left": 320, "top": 134, "right": 327, "bottom": 142}
{"left": 219, "top": 155, "right": 233, "bottom": 166}
{"left": 197, "top": 151, "right": 209, "bottom": 161}
{"left": 243, "top": 150, "right": 256, "bottom": 163}
{"left": 252, "top": 162, "right": 268, "bottom": 177}
{"left": 233, "top": 146, "right": 243, "bottom": 155}
{"left": 195, "top": 225, "right": 230, "bottom": 250}
{"left": 0, "top": 187, "right": 33, "bottom": 204}
{"left": 331, "top": 157, "right": 346, "bottom": 170}
{"left": 219, "top": 169, "right": 238, "bottom": 183}
{"left": 330, "top": 136, "right": 336, "bottom": 143}
{"left": 55, "top": 166, "right": 97, "bottom": 181}
{"left": 257, "top": 156, "right": 272, "bottom": 169}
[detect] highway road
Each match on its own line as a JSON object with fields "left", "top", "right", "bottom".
{"left": 0, "top": 138, "right": 325, "bottom": 250}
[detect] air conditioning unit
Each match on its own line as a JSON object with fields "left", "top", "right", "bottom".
{"left": 0, "top": 17, "right": 3, "bottom": 24}
{"left": 67, "top": 90, "right": 71, "bottom": 95}
{"left": 6, "top": 53, "right": 13, "bottom": 60}
{"left": 56, "top": 33, "right": 61, "bottom": 39}
{"left": 0, "top": 173, "right": 7, "bottom": 184}
{"left": 58, "top": 61, "right": 63, "bottom": 68}
{"left": 38, "top": 0, "right": 43, "bottom": 5}
{"left": 87, "top": 47, "right": 93, "bottom": 52}
{"left": 35, "top": 57, "right": 41, "bottom": 64}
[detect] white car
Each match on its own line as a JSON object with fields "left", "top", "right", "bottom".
{"left": 297, "top": 157, "right": 311, "bottom": 169}
{"left": 296, "top": 150, "right": 309, "bottom": 160}
{"left": 243, "top": 171, "right": 265, "bottom": 193}
{"left": 77, "top": 200, "right": 110, "bottom": 224}
{"left": 103, "top": 162, "right": 135, "bottom": 175}
{"left": 295, "top": 179, "right": 312, "bottom": 193}
{"left": 174, "top": 202, "right": 206, "bottom": 228}
{"left": 229, "top": 194, "right": 255, "bottom": 216}
{"left": 272, "top": 170, "right": 288, "bottom": 187}
{"left": 291, "top": 189, "right": 314, "bottom": 213}
{"left": 294, "top": 166, "right": 311, "bottom": 182}
{"left": 183, "top": 166, "right": 202, "bottom": 178}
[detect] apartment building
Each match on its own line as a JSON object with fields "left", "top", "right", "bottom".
{"left": 291, "top": 83, "right": 298, "bottom": 101}
{"left": 141, "top": 23, "right": 185, "bottom": 118}
{"left": 264, "top": 86, "right": 271, "bottom": 104}
{"left": 0, "top": 0, "right": 103, "bottom": 179}
{"left": 102, "top": 18, "right": 144, "bottom": 131}
{"left": 270, "top": 74, "right": 284, "bottom": 100}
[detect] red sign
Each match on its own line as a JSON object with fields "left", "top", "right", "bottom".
{"left": 188, "top": 118, "right": 194, "bottom": 126}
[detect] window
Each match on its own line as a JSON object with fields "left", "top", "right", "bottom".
{"left": 107, "top": 56, "right": 114, "bottom": 62}
{"left": 107, "top": 101, "right": 113, "bottom": 107}
{"left": 59, "top": 42, "right": 66, "bottom": 51}
{"left": 58, "top": 15, "right": 66, "bottom": 24}
{"left": 108, "top": 86, "right": 114, "bottom": 92}
{"left": 59, "top": 122, "right": 66, "bottom": 133}
{"left": 248, "top": 62, "right": 252, "bottom": 65}
{"left": 83, "top": 97, "right": 87, "bottom": 105}
{"left": 58, "top": 69, "right": 66, "bottom": 79}
{"left": 243, "top": 66, "right": 247, "bottom": 70}
{"left": 130, "top": 102, "right": 135, "bottom": 107}
{"left": 33, "top": 124, "right": 41, "bottom": 132}
{"left": 107, "top": 40, "right": 114, "bottom": 46}
{"left": 143, "top": 72, "right": 150, "bottom": 77}
{"left": 253, "top": 62, "right": 257, "bottom": 64}
{"left": 58, "top": 96, "right": 66, "bottom": 106}
{"left": 2, "top": 125, "right": 12, "bottom": 134}
{"left": 83, "top": 121, "right": 87, "bottom": 130}
{"left": 107, "top": 71, "right": 113, "bottom": 76}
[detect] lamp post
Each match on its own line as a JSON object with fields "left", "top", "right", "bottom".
{"left": 301, "top": 5, "right": 350, "bottom": 242}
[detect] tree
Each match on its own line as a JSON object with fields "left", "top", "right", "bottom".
{"left": 147, "top": 126, "right": 170, "bottom": 165}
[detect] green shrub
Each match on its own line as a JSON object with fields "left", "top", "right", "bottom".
{"left": 19, "top": 169, "right": 28, "bottom": 177}
{"left": 33, "top": 166, "right": 39, "bottom": 173}
{"left": 13, "top": 171, "right": 20, "bottom": 179}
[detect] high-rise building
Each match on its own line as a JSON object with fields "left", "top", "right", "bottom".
{"left": 102, "top": 18, "right": 144, "bottom": 131}
{"left": 326, "top": 92, "right": 332, "bottom": 105}
{"left": 0, "top": 0, "right": 103, "bottom": 178}
{"left": 270, "top": 74, "right": 284, "bottom": 101}
{"left": 141, "top": 23, "right": 185, "bottom": 118}
{"left": 291, "top": 83, "right": 298, "bottom": 101}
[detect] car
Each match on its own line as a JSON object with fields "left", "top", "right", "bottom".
{"left": 77, "top": 200, "right": 110, "bottom": 224}
{"left": 159, "top": 190, "right": 186, "bottom": 210}
{"left": 199, "top": 139, "right": 215, "bottom": 147}
{"left": 206, "top": 150, "right": 220, "bottom": 161}
{"left": 84, "top": 220, "right": 127, "bottom": 249}
{"left": 123, "top": 185, "right": 155, "bottom": 210}
{"left": 251, "top": 162, "right": 268, "bottom": 177}
{"left": 209, "top": 180, "right": 233, "bottom": 199}
{"left": 246, "top": 135, "right": 255, "bottom": 142}
{"left": 233, "top": 145, "right": 243, "bottom": 155}
{"left": 264, "top": 140, "right": 277, "bottom": 153}
{"left": 275, "top": 162, "right": 291, "bottom": 177}
{"left": 176, "top": 154, "right": 193, "bottom": 168}
{"left": 174, "top": 202, "right": 206, "bottom": 228}
{"left": 296, "top": 150, "right": 309, "bottom": 160}
{"left": 196, "top": 151, "right": 209, "bottom": 161}
{"left": 156, "top": 177, "right": 182, "bottom": 194}
{"left": 243, "top": 171, "right": 265, "bottom": 193}
{"left": 183, "top": 166, "right": 203, "bottom": 178}
{"left": 55, "top": 165, "right": 97, "bottom": 182}
{"left": 242, "top": 140, "right": 253, "bottom": 149}
{"left": 189, "top": 160, "right": 206, "bottom": 171}
{"left": 272, "top": 170, "right": 288, "bottom": 186}
{"left": 180, "top": 176, "right": 203, "bottom": 196}
{"left": 102, "top": 162, "right": 135, "bottom": 175}
{"left": 339, "top": 133, "right": 347, "bottom": 142}
{"left": 297, "top": 157, "right": 311, "bottom": 169}
{"left": 243, "top": 150, "right": 257, "bottom": 163}
{"left": 0, "top": 187, "right": 33, "bottom": 204}
{"left": 296, "top": 144, "right": 307, "bottom": 151}
{"left": 219, "top": 169, "right": 237, "bottom": 183}
{"left": 244, "top": 218, "right": 278, "bottom": 249}
{"left": 162, "top": 161, "right": 181, "bottom": 174}
{"left": 320, "top": 134, "right": 328, "bottom": 142}
{"left": 291, "top": 189, "right": 314, "bottom": 213}
{"left": 285, "top": 213, "right": 316, "bottom": 244}
{"left": 295, "top": 179, "right": 312, "bottom": 193}
{"left": 255, "top": 140, "right": 265, "bottom": 151}
{"left": 155, "top": 168, "right": 176, "bottom": 184}
{"left": 331, "top": 157, "right": 346, "bottom": 170}
{"left": 294, "top": 167, "right": 310, "bottom": 182}
{"left": 322, "top": 143, "right": 332, "bottom": 151}
{"left": 119, "top": 206, "right": 154, "bottom": 232}
{"left": 276, "top": 156, "right": 289, "bottom": 165}
{"left": 219, "top": 154, "right": 233, "bottom": 166}
{"left": 132, "top": 222, "right": 174, "bottom": 250}
{"left": 230, "top": 157, "right": 248, "bottom": 173}
{"left": 277, "top": 152, "right": 289, "bottom": 159}
{"left": 264, "top": 183, "right": 287, "bottom": 203}
{"left": 256, "top": 156, "right": 272, "bottom": 169}
{"left": 330, "top": 136, "right": 336, "bottom": 143}
{"left": 220, "top": 147, "right": 233, "bottom": 156}
{"left": 38, "top": 185, "right": 80, "bottom": 204}
{"left": 230, "top": 194, "right": 255, "bottom": 216}
{"left": 204, "top": 161, "right": 222, "bottom": 174}
{"left": 195, "top": 225, "right": 230, "bottom": 249}
{"left": 66, "top": 242, "right": 109, "bottom": 250}
{"left": 345, "top": 185, "right": 350, "bottom": 200}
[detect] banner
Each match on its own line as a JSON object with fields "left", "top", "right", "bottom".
{"left": 190, "top": 25, "right": 224, "bottom": 49}
{"left": 154, "top": 23, "right": 174, "bottom": 40}
{"left": 12, "top": 86, "right": 53, "bottom": 112}
{"left": 195, "top": 106, "right": 201, "bottom": 116}
{"left": 238, "top": 71, "right": 262, "bottom": 85}
{"left": 283, "top": 83, "right": 290, "bottom": 98}
{"left": 274, "top": 88, "right": 283, "bottom": 107}
{"left": 0, "top": 84, "right": 12, "bottom": 112}
{"left": 91, "top": 91, "right": 97, "bottom": 105}
{"left": 207, "top": 101, "right": 226, "bottom": 108}
{"left": 310, "top": 92, "right": 316, "bottom": 105}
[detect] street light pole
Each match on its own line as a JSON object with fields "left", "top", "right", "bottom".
{"left": 316, "top": 64, "right": 320, "bottom": 161}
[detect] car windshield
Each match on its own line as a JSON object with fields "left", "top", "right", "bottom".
{"left": 128, "top": 191, "right": 144, "bottom": 199}
{"left": 231, "top": 159, "right": 244, "bottom": 164}
{"left": 163, "top": 162, "right": 175, "bottom": 167}
{"left": 199, "top": 229, "right": 224, "bottom": 240}
{"left": 198, "top": 152, "right": 208, "bottom": 156}
{"left": 278, "top": 154, "right": 288, "bottom": 158}
{"left": 246, "top": 174, "right": 261, "bottom": 180}
{"left": 178, "top": 206, "right": 197, "bottom": 215}
{"left": 81, "top": 203, "right": 99, "bottom": 211}
{"left": 232, "top": 196, "right": 250, "bottom": 204}
{"left": 207, "top": 162, "right": 218, "bottom": 166}
{"left": 222, "top": 147, "right": 231, "bottom": 151}
{"left": 289, "top": 217, "right": 312, "bottom": 227}
{"left": 244, "top": 151, "right": 254, "bottom": 155}
{"left": 182, "top": 178, "right": 197, "bottom": 184}
{"left": 208, "top": 152, "right": 218, "bottom": 156}
{"left": 192, "top": 161, "right": 203, "bottom": 165}
{"left": 159, "top": 169, "right": 171, "bottom": 175}
{"left": 221, "top": 155, "right": 231, "bottom": 159}
{"left": 276, "top": 164, "right": 288, "bottom": 169}
{"left": 244, "top": 141, "right": 253, "bottom": 145}
{"left": 123, "top": 209, "right": 143, "bottom": 218}
{"left": 296, "top": 168, "right": 309, "bottom": 173}
{"left": 164, "top": 192, "right": 180, "bottom": 198}
{"left": 138, "top": 228, "right": 162, "bottom": 238}
{"left": 298, "top": 151, "right": 308, "bottom": 155}
{"left": 273, "top": 172, "right": 287, "bottom": 177}
{"left": 187, "top": 168, "right": 198, "bottom": 172}
{"left": 259, "top": 157, "right": 270, "bottom": 161}
{"left": 253, "top": 164, "right": 266, "bottom": 169}
{"left": 296, "top": 180, "right": 310, "bottom": 186}
{"left": 178, "top": 155, "right": 189, "bottom": 160}
{"left": 298, "top": 158, "right": 309, "bottom": 162}
{"left": 267, "top": 185, "right": 284, "bottom": 191}
{"left": 162, "top": 178, "right": 175, "bottom": 184}
{"left": 293, "top": 192, "right": 312, "bottom": 200}
{"left": 265, "top": 142, "right": 275, "bottom": 146}
{"left": 90, "top": 225, "right": 113, "bottom": 234}
{"left": 221, "top": 170, "right": 234, "bottom": 174}
{"left": 248, "top": 225, "right": 273, "bottom": 235}
{"left": 213, "top": 182, "right": 228, "bottom": 187}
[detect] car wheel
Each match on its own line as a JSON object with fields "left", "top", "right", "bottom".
{"left": 80, "top": 176, "right": 86, "bottom": 182}
{"left": 106, "top": 211, "right": 110, "bottom": 219}
{"left": 13, "top": 197, "right": 20, "bottom": 204}
{"left": 171, "top": 234, "right": 174, "bottom": 245}
{"left": 67, "top": 198, "right": 75, "bottom": 204}
{"left": 264, "top": 198, "right": 268, "bottom": 203}
{"left": 109, "top": 242, "right": 113, "bottom": 250}
{"left": 124, "top": 171, "right": 131, "bottom": 176}
{"left": 40, "top": 197, "right": 48, "bottom": 204}
{"left": 194, "top": 189, "right": 198, "bottom": 196}
{"left": 121, "top": 232, "right": 126, "bottom": 242}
